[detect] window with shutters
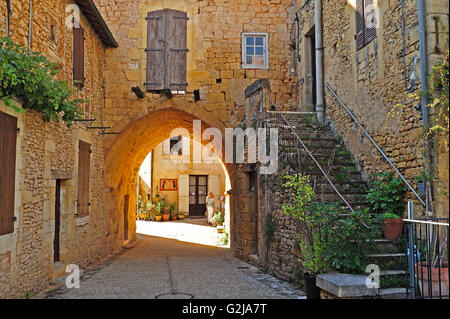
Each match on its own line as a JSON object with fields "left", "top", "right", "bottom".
{"left": 355, "top": 0, "right": 377, "bottom": 51}
{"left": 0, "top": 111, "right": 17, "bottom": 236}
{"left": 77, "top": 141, "right": 91, "bottom": 218}
{"left": 242, "top": 33, "right": 269, "bottom": 69}
{"left": 73, "top": 26, "right": 85, "bottom": 87}
{"left": 145, "top": 9, "right": 188, "bottom": 92}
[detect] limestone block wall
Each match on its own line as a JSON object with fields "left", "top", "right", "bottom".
{"left": 94, "top": 0, "right": 298, "bottom": 145}
{"left": 296, "top": 0, "right": 449, "bottom": 213}
{"left": 0, "top": 0, "right": 114, "bottom": 298}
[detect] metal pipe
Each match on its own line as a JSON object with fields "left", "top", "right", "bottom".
{"left": 6, "top": 0, "right": 12, "bottom": 37}
{"left": 314, "top": 0, "right": 325, "bottom": 123}
{"left": 27, "top": 0, "right": 33, "bottom": 48}
{"left": 418, "top": 0, "right": 433, "bottom": 214}
{"left": 407, "top": 201, "right": 416, "bottom": 299}
{"left": 325, "top": 81, "right": 427, "bottom": 207}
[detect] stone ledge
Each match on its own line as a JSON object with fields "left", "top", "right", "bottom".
{"left": 316, "top": 272, "right": 378, "bottom": 298}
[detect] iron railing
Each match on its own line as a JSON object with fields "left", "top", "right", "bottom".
{"left": 405, "top": 202, "right": 449, "bottom": 299}
{"left": 265, "top": 97, "right": 371, "bottom": 228}
{"left": 324, "top": 81, "right": 426, "bottom": 207}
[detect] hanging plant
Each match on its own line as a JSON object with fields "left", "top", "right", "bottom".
{"left": 0, "top": 37, "right": 85, "bottom": 127}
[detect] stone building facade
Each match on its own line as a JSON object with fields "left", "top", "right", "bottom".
{"left": 295, "top": 0, "right": 448, "bottom": 211}
{"left": 1, "top": 0, "right": 448, "bottom": 298}
{"left": 0, "top": 0, "right": 117, "bottom": 298}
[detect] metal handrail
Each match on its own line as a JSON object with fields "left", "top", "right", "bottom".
{"left": 324, "top": 81, "right": 426, "bottom": 207}
{"left": 268, "top": 97, "right": 371, "bottom": 229}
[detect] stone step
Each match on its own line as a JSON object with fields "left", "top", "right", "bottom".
{"left": 378, "top": 288, "right": 408, "bottom": 299}
{"left": 380, "top": 270, "right": 407, "bottom": 276}
{"left": 367, "top": 253, "right": 406, "bottom": 258}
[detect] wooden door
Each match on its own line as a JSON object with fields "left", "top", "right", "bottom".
{"left": 54, "top": 180, "right": 61, "bottom": 262}
{"left": 189, "top": 175, "right": 208, "bottom": 217}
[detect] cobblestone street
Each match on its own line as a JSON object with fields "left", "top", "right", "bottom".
{"left": 45, "top": 224, "right": 305, "bottom": 299}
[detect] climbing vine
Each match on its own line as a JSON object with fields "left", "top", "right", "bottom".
{"left": 0, "top": 37, "right": 85, "bottom": 127}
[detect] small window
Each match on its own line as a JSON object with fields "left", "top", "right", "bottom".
{"left": 242, "top": 33, "right": 268, "bottom": 69}
{"left": 167, "top": 136, "right": 183, "bottom": 155}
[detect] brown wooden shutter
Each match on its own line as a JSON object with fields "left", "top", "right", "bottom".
{"left": 0, "top": 111, "right": 17, "bottom": 236}
{"left": 166, "top": 10, "right": 188, "bottom": 91}
{"left": 73, "top": 26, "right": 85, "bottom": 87}
{"left": 77, "top": 141, "right": 90, "bottom": 217}
{"left": 146, "top": 10, "right": 167, "bottom": 91}
{"left": 364, "top": 0, "right": 377, "bottom": 44}
{"left": 355, "top": 0, "right": 365, "bottom": 51}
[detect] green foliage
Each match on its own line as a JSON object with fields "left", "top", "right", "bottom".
{"left": 211, "top": 211, "right": 224, "bottom": 226}
{"left": 319, "top": 205, "right": 380, "bottom": 274}
{"left": 263, "top": 213, "right": 275, "bottom": 247}
{"left": 0, "top": 37, "right": 84, "bottom": 126}
{"left": 220, "top": 230, "right": 229, "bottom": 246}
{"left": 382, "top": 212, "right": 400, "bottom": 220}
{"left": 281, "top": 173, "right": 315, "bottom": 220}
{"left": 428, "top": 51, "right": 449, "bottom": 152}
{"left": 366, "top": 172, "right": 407, "bottom": 216}
{"left": 282, "top": 173, "right": 381, "bottom": 275}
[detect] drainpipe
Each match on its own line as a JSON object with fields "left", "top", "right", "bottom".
{"left": 28, "top": 0, "right": 33, "bottom": 48}
{"left": 417, "top": 0, "right": 433, "bottom": 214}
{"left": 315, "top": 0, "right": 325, "bottom": 123}
{"left": 6, "top": 0, "right": 11, "bottom": 37}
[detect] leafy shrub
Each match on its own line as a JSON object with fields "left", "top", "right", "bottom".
{"left": 366, "top": 172, "right": 407, "bottom": 217}
{"left": 0, "top": 37, "right": 84, "bottom": 126}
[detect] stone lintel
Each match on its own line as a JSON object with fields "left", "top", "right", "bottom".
{"left": 244, "top": 79, "right": 271, "bottom": 99}
{"left": 51, "top": 170, "right": 73, "bottom": 180}
{"left": 316, "top": 272, "right": 378, "bottom": 298}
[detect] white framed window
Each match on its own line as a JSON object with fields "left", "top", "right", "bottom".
{"left": 242, "top": 33, "right": 269, "bottom": 69}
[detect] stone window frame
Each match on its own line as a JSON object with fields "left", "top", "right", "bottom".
{"left": 241, "top": 33, "right": 269, "bottom": 70}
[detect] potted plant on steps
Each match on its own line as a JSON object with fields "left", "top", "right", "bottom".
{"left": 381, "top": 213, "right": 404, "bottom": 240}
{"left": 366, "top": 172, "right": 407, "bottom": 239}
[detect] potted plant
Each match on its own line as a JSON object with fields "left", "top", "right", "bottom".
{"left": 415, "top": 232, "right": 449, "bottom": 298}
{"left": 169, "top": 203, "right": 178, "bottom": 221}
{"left": 366, "top": 172, "right": 407, "bottom": 238}
{"left": 380, "top": 212, "right": 404, "bottom": 240}
{"left": 159, "top": 197, "right": 170, "bottom": 221}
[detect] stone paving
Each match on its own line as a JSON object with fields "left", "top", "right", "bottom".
{"left": 45, "top": 223, "right": 305, "bottom": 299}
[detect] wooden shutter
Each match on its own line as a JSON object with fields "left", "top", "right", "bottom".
{"left": 146, "top": 10, "right": 167, "bottom": 91}
{"left": 146, "top": 9, "right": 188, "bottom": 91}
{"left": 355, "top": 0, "right": 365, "bottom": 51}
{"left": 77, "top": 141, "right": 90, "bottom": 217}
{"left": 73, "top": 26, "right": 85, "bottom": 87}
{"left": 364, "top": 0, "right": 377, "bottom": 44}
{"left": 166, "top": 10, "right": 188, "bottom": 91}
{"left": 0, "top": 111, "right": 17, "bottom": 236}
{"left": 355, "top": 0, "right": 376, "bottom": 51}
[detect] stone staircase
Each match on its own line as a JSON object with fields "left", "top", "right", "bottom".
{"left": 264, "top": 110, "right": 408, "bottom": 298}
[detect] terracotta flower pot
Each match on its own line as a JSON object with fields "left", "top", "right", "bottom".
{"left": 416, "top": 262, "right": 449, "bottom": 298}
{"left": 382, "top": 219, "right": 403, "bottom": 240}
{"left": 155, "top": 216, "right": 162, "bottom": 222}
{"left": 171, "top": 216, "right": 177, "bottom": 221}
{"left": 162, "top": 213, "right": 170, "bottom": 221}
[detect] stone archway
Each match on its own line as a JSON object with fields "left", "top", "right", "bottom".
{"left": 103, "top": 104, "right": 235, "bottom": 253}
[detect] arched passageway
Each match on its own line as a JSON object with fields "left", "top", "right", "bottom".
{"left": 103, "top": 105, "right": 235, "bottom": 251}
